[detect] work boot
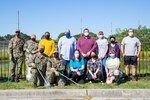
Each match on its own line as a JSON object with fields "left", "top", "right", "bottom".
{"left": 33, "top": 83, "right": 37, "bottom": 88}
{"left": 15, "top": 78, "right": 20, "bottom": 82}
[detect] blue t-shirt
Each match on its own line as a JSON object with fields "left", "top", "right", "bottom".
{"left": 69, "top": 57, "right": 85, "bottom": 75}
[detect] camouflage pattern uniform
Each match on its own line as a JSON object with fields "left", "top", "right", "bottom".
{"left": 8, "top": 37, "right": 25, "bottom": 81}
{"left": 46, "top": 58, "right": 66, "bottom": 86}
{"left": 30, "top": 53, "right": 50, "bottom": 86}
{"left": 23, "top": 40, "right": 38, "bottom": 67}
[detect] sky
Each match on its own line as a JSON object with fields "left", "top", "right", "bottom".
{"left": 0, "top": 0, "right": 150, "bottom": 40}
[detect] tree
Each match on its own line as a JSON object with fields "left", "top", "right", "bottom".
{"left": 56, "top": 32, "right": 65, "bottom": 41}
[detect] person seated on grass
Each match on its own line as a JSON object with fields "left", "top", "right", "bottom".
{"left": 105, "top": 49, "right": 122, "bottom": 85}
{"left": 46, "top": 51, "right": 66, "bottom": 86}
{"left": 69, "top": 49, "right": 85, "bottom": 84}
{"left": 87, "top": 51, "right": 102, "bottom": 83}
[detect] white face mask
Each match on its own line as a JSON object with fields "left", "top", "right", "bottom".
{"left": 128, "top": 32, "right": 133, "bottom": 37}
{"left": 84, "top": 32, "right": 89, "bottom": 36}
{"left": 75, "top": 54, "right": 79, "bottom": 58}
{"left": 98, "top": 35, "right": 103, "bottom": 38}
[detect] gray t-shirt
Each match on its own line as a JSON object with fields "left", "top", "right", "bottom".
{"left": 121, "top": 36, "right": 141, "bottom": 56}
{"left": 96, "top": 38, "right": 108, "bottom": 56}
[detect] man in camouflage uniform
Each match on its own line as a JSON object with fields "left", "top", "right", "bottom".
{"left": 23, "top": 34, "right": 38, "bottom": 81}
{"left": 46, "top": 51, "right": 66, "bottom": 86}
{"left": 29, "top": 45, "right": 50, "bottom": 88}
{"left": 8, "top": 29, "right": 25, "bottom": 82}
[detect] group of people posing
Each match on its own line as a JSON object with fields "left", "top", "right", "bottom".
{"left": 8, "top": 28, "right": 141, "bottom": 88}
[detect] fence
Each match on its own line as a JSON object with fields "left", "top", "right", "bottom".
{"left": 0, "top": 41, "right": 150, "bottom": 80}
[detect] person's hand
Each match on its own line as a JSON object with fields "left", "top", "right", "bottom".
{"left": 92, "top": 74, "right": 96, "bottom": 79}
{"left": 123, "top": 53, "right": 125, "bottom": 57}
{"left": 136, "top": 54, "right": 140, "bottom": 58}
{"left": 26, "top": 49, "right": 30, "bottom": 53}
{"left": 101, "top": 55, "right": 105, "bottom": 59}
{"left": 86, "top": 51, "right": 91, "bottom": 57}
{"left": 51, "top": 68, "right": 56, "bottom": 71}
{"left": 54, "top": 71, "right": 59, "bottom": 76}
{"left": 31, "top": 63, "right": 36, "bottom": 68}
{"left": 94, "top": 73, "right": 97, "bottom": 78}
{"left": 82, "top": 53, "right": 86, "bottom": 57}
{"left": 98, "top": 55, "right": 101, "bottom": 59}
{"left": 77, "top": 72, "right": 80, "bottom": 76}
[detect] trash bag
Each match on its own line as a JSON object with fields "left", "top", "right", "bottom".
{"left": 26, "top": 66, "right": 32, "bottom": 81}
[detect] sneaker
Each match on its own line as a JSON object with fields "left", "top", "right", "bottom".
{"left": 15, "top": 78, "right": 19, "bottom": 82}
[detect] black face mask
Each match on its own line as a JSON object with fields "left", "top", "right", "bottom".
{"left": 45, "top": 35, "right": 50, "bottom": 40}
{"left": 111, "top": 41, "right": 115, "bottom": 44}
{"left": 15, "top": 32, "right": 20, "bottom": 37}
{"left": 54, "top": 52, "right": 59, "bottom": 58}
{"left": 39, "top": 48, "right": 44, "bottom": 54}
{"left": 31, "top": 38, "right": 36, "bottom": 41}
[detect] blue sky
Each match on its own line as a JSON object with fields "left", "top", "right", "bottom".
{"left": 0, "top": 0, "right": 150, "bottom": 40}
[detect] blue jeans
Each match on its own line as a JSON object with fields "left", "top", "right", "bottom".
{"left": 100, "top": 56, "right": 107, "bottom": 81}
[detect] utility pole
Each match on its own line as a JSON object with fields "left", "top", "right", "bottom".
{"left": 111, "top": 22, "right": 112, "bottom": 35}
{"left": 18, "top": 10, "right": 20, "bottom": 29}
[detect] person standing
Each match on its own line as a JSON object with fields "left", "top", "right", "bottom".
{"left": 58, "top": 29, "right": 76, "bottom": 76}
{"left": 24, "top": 34, "right": 38, "bottom": 81}
{"left": 96, "top": 31, "right": 108, "bottom": 81}
{"left": 108, "top": 36, "right": 120, "bottom": 58}
{"left": 121, "top": 28, "right": 141, "bottom": 81}
{"left": 8, "top": 29, "right": 25, "bottom": 82}
{"left": 77, "top": 28, "right": 97, "bottom": 78}
{"left": 38, "top": 32, "right": 55, "bottom": 58}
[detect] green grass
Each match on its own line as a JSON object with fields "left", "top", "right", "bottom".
{"left": 0, "top": 78, "right": 150, "bottom": 90}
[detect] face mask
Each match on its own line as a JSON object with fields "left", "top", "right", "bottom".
{"left": 128, "top": 32, "right": 133, "bottom": 37}
{"left": 98, "top": 35, "right": 103, "bottom": 38}
{"left": 65, "top": 32, "right": 71, "bottom": 38}
{"left": 15, "top": 32, "right": 20, "bottom": 37}
{"left": 45, "top": 35, "right": 50, "bottom": 39}
{"left": 39, "top": 48, "right": 44, "bottom": 54}
{"left": 84, "top": 32, "right": 89, "bottom": 36}
{"left": 31, "top": 38, "right": 36, "bottom": 41}
{"left": 54, "top": 52, "right": 59, "bottom": 58}
{"left": 110, "top": 54, "right": 115, "bottom": 58}
{"left": 75, "top": 54, "right": 79, "bottom": 58}
{"left": 111, "top": 41, "right": 115, "bottom": 44}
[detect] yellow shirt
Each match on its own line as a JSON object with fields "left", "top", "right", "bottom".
{"left": 38, "top": 39, "right": 55, "bottom": 57}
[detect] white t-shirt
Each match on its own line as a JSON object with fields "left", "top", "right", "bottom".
{"left": 96, "top": 38, "right": 108, "bottom": 56}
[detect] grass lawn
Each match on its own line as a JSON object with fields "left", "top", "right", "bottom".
{"left": 0, "top": 78, "right": 150, "bottom": 90}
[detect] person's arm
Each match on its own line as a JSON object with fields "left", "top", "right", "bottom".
{"left": 115, "top": 44, "right": 120, "bottom": 58}
{"left": 103, "top": 44, "right": 108, "bottom": 58}
{"left": 136, "top": 39, "right": 141, "bottom": 58}
{"left": 49, "top": 40, "right": 55, "bottom": 57}
{"left": 121, "top": 38, "right": 125, "bottom": 57}
{"left": 77, "top": 38, "right": 83, "bottom": 54}
{"left": 90, "top": 39, "right": 97, "bottom": 52}
{"left": 57, "top": 38, "right": 62, "bottom": 55}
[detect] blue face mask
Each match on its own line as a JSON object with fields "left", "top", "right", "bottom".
{"left": 65, "top": 32, "right": 71, "bottom": 38}
{"left": 110, "top": 54, "right": 115, "bottom": 58}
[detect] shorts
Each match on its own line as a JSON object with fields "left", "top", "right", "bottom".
{"left": 124, "top": 56, "right": 137, "bottom": 65}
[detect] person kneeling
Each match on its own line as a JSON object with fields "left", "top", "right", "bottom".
{"left": 87, "top": 52, "right": 102, "bottom": 83}
{"left": 69, "top": 49, "right": 85, "bottom": 84}
{"left": 46, "top": 51, "right": 66, "bottom": 86}
{"left": 105, "top": 49, "right": 122, "bottom": 85}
